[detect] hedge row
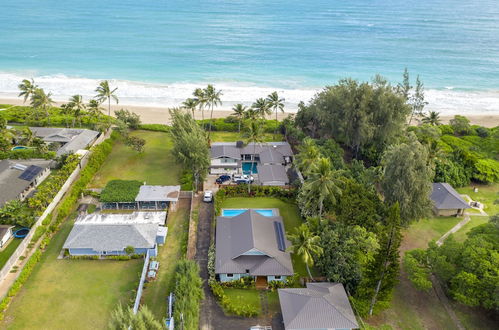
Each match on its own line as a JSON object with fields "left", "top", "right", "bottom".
{"left": 0, "top": 149, "right": 56, "bottom": 160}
{"left": 0, "top": 131, "right": 116, "bottom": 320}
{"left": 138, "top": 124, "right": 170, "bottom": 132}
{"left": 196, "top": 117, "right": 280, "bottom": 133}
{"left": 100, "top": 179, "right": 142, "bottom": 203}
{"left": 208, "top": 279, "right": 259, "bottom": 317}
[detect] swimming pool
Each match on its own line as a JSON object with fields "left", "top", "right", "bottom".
{"left": 11, "top": 146, "right": 28, "bottom": 151}
{"left": 242, "top": 162, "right": 258, "bottom": 174}
{"left": 222, "top": 209, "right": 274, "bottom": 217}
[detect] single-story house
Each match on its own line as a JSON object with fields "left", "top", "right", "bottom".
{"left": 30, "top": 127, "right": 99, "bottom": 156}
{"left": 63, "top": 212, "right": 167, "bottom": 257}
{"left": 0, "top": 159, "right": 51, "bottom": 207}
{"left": 210, "top": 141, "right": 293, "bottom": 186}
{"left": 215, "top": 209, "right": 294, "bottom": 285}
{"left": 278, "top": 282, "right": 359, "bottom": 330}
{"left": 430, "top": 183, "right": 471, "bottom": 216}
{"left": 0, "top": 225, "right": 15, "bottom": 249}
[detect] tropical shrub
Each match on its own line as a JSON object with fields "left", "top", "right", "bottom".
{"left": 173, "top": 260, "right": 204, "bottom": 330}
{"left": 138, "top": 123, "right": 170, "bottom": 132}
{"left": 100, "top": 180, "right": 142, "bottom": 202}
{"left": 0, "top": 149, "right": 56, "bottom": 160}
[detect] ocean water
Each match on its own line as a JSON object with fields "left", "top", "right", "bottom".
{"left": 1, "top": 0, "right": 499, "bottom": 114}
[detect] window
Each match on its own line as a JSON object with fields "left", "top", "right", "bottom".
{"left": 246, "top": 269, "right": 250, "bottom": 273}
{"left": 227, "top": 273, "right": 233, "bottom": 277}
{"left": 274, "top": 276, "right": 281, "bottom": 280}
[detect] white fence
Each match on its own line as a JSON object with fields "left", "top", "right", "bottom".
{"left": 0, "top": 130, "right": 109, "bottom": 288}
{"left": 133, "top": 250, "right": 150, "bottom": 314}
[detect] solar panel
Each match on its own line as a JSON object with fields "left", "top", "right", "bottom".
{"left": 274, "top": 221, "right": 286, "bottom": 251}
{"left": 18, "top": 165, "right": 43, "bottom": 181}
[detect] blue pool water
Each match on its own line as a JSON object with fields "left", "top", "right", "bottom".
{"left": 222, "top": 209, "right": 274, "bottom": 217}
{"left": 242, "top": 162, "right": 258, "bottom": 174}
{"left": 11, "top": 146, "right": 28, "bottom": 150}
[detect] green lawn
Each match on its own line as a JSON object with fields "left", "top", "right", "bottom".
{"left": 0, "top": 238, "right": 23, "bottom": 270}
{"left": 220, "top": 197, "right": 318, "bottom": 277}
{"left": 90, "top": 130, "right": 181, "bottom": 188}
{"left": 1, "top": 219, "right": 142, "bottom": 330}
{"left": 452, "top": 216, "right": 489, "bottom": 242}
{"left": 223, "top": 288, "right": 280, "bottom": 316}
{"left": 457, "top": 183, "right": 499, "bottom": 215}
{"left": 210, "top": 131, "right": 283, "bottom": 142}
{"left": 402, "top": 216, "right": 462, "bottom": 251}
{"left": 141, "top": 199, "right": 190, "bottom": 320}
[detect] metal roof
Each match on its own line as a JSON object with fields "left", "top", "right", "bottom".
{"left": 210, "top": 144, "right": 241, "bottom": 159}
{"left": 135, "top": 185, "right": 181, "bottom": 202}
{"left": 0, "top": 159, "right": 51, "bottom": 207}
{"left": 215, "top": 209, "right": 294, "bottom": 276}
{"left": 30, "top": 127, "right": 99, "bottom": 156}
{"left": 278, "top": 282, "right": 359, "bottom": 330}
{"left": 74, "top": 212, "right": 166, "bottom": 225}
{"left": 210, "top": 142, "right": 293, "bottom": 161}
{"left": 257, "top": 164, "right": 289, "bottom": 184}
{"left": 431, "top": 183, "right": 470, "bottom": 210}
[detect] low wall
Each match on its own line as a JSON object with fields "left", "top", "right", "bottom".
{"left": 0, "top": 129, "right": 110, "bottom": 285}
{"left": 186, "top": 192, "right": 197, "bottom": 260}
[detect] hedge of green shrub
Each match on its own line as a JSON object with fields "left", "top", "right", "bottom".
{"left": 219, "top": 276, "right": 255, "bottom": 289}
{"left": 197, "top": 117, "right": 280, "bottom": 133}
{"left": 100, "top": 179, "right": 142, "bottom": 202}
{"left": 138, "top": 124, "right": 170, "bottom": 132}
{"left": 208, "top": 279, "right": 259, "bottom": 317}
{"left": 0, "top": 149, "right": 56, "bottom": 160}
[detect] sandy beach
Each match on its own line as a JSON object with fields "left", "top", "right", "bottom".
{"left": 1, "top": 97, "right": 498, "bottom": 128}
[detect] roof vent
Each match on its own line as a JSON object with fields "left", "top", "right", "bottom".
{"left": 236, "top": 141, "right": 244, "bottom": 148}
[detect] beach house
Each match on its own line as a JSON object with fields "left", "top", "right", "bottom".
{"left": 215, "top": 209, "right": 294, "bottom": 286}
{"left": 430, "top": 183, "right": 471, "bottom": 216}
{"left": 30, "top": 127, "right": 99, "bottom": 156}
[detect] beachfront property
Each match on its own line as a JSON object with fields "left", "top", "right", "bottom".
{"left": 63, "top": 211, "right": 167, "bottom": 257}
{"left": 101, "top": 184, "right": 181, "bottom": 211}
{"left": 0, "top": 159, "right": 51, "bottom": 208}
{"left": 210, "top": 141, "right": 293, "bottom": 186}
{"left": 430, "top": 183, "right": 471, "bottom": 216}
{"left": 215, "top": 209, "right": 293, "bottom": 286}
{"left": 278, "top": 282, "right": 359, "bottom": 330}
{"left": 30, "top": 127, "right": 99, "bottom": 156}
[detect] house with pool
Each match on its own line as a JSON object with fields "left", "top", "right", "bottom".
{"left": 215, "top": 208, "right": 294, "bottom": 287}
{"left": 210, "top": 141, "right": 293, "bottom": 186}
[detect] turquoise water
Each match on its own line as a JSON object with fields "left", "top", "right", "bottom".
{"left": 242, "top": 162, "right": 258, "bottom": 174}
{"left": 222, "top": 209, "right": 274, "bottom": 217}
{"left": 1, "top": 0, "right": 499, "bottom": 113}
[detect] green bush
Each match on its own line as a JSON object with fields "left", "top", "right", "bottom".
{"left": 219, "top": 277, "right": 255, "bottom": 289}
{"left": 173, "top": 260, "right": 204, "bottom": 330}
{"left": 100, "top": 179, "right": 142, "bottom": 202}
{"left": 439, "top": 125, "right": 454, "bottom": 135}
{"left": 0, "top": 149, "right": 56, "bottom": 160}
{"left": 69, "top": 255, "right": 100, "bottom": 260}
{"left": 197, "top": 117, "right": 280, "bottom": 133}
{"left": 139, "top": 124, "right": 170, "bottom": 132}
{"left": 180, "top": 170, "right": 194, "bottom": 191}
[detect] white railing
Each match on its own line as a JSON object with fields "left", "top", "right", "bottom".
{"left": 133, "top": 250, "right": 150, "bottom": 314}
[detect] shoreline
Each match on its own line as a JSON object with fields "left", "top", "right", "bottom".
{"left": 1, "top": 97, "right": 498, "bottom": 128}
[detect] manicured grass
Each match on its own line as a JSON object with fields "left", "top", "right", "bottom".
{"left": 1, "top": 219, "right": 142, "bottom": 330}
{"left": 210, "top": 131, "right": 283, "bottom": 142}
{"left": 402, "top": 216, "right": 461, "bottom": 251}
{"left": 0, "top": 238, "right": 23, "bottom": 270}
{"left": 219, "top": 197, "right": 318, "bottom": 277}
{"left": 141, "top": 198, "right": 190, "bottom": 320}
{"left": 452, "top": 216, "right": 489, "bottom": 242}
{"left": 90, "top": 130, "right": 181, "bottom": 188}
{"left": 224, "top": 288, "right": 262, "bottom": 313}
{"left": 457, "top": 183, "right": 499, "bottom": 215}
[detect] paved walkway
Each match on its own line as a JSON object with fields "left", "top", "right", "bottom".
{"left": 436, "top": 215, "right": 471, "bottom": 246}
{"left": 195, "top": 201, "right": 283, "bottom": 330}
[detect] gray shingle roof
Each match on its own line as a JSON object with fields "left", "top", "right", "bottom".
{"left": 215, "top": 210, "right": 293, "bottom": 276}
{"left": 210, "top": 144, "right": 241, "bottom": 159}
{"left": 431, "top": 183, "right": 470, "bottom": 210}
{"left": 135, "top": 185, "right": 180, "bottom": 202}
{"left": 210, "top": 142, "right": 293, "bottom": 162}
{"left": 257, "top": 164, "right": 289, "bottom": 184}
{"left": 0, "top": 159, "right": 51, "bottom": 207}
{"left": 30, "top": 127, "right": 99, "bottom": 156}
{"left": 63, "top": 223, "right": 158, "bottom": 251}
{"left": 278, "top": 282, "right": 359, "bottom": 330}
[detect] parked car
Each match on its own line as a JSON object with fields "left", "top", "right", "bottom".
{"left": 233, "top": 174, "right": 254, "bottom": 184}
{"left": 203, "top": 191, "right": 213, "bottom": 203}
{"left": 249, "top": 326, "right": 271, "bottom": 330}
{"left": 215, "top": 174, "right": 231, "bottom": 184}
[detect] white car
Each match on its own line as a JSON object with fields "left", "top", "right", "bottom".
{"left": 203, "top": 191, "right": 213, "bottom": 203}
{"left": 233, "top": 174, "right": 254, "bottom": 184}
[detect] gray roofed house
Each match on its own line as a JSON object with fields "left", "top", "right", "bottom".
{"left": 63, "top": 212, "right": 166, "bottom": 256}
{"left": 0, "top": 159, "right": 51, "bottom": 207}
{"left": 30, "top": 127, "right": 99, "bottom": 156}
{"left": 210, "top": 144, "right": 241, "bottom": 160}
{"left": 215, "top": 209, "right": 293, "bottom": 284}
{"left": 257, "top": 164, "right": 289, "bottom": 186}
{"left": 430, "top": 183, "right": 470, "bottom": 216}
{"left": 278, "top": 282, "right": 359, "bottom": 330}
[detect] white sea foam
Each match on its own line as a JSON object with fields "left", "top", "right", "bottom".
{"left": 1, "top": 72, "right": 499, "bottom": 116}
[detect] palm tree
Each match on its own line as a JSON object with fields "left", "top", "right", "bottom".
{"left": 295, "top": 137, "right": 320, "bottom": 175}
{"left": 266, "top": 91, "right": 285, "bottom": 138}
{"left": 252, "top": 98, "right": 270, "bottom": 119}
{"left": 232, "top": 103, "right": 247, "bottom": 133}
{"left": 193, "top": 88, "right": 206, "bottom": 126}
{"left": 95, "top": 80, "right": 118, "bottom": 116}
{"left": 20, "top": 127, "right": 35, "bottom": 146}
{"left": 182, "top": 98, "right": 198, "bottom": 119}
{"left": 30, "top": 88, "right": 54, "bottom": 124}
{"left": 109, "top": 304, "right": 163, "bottom": 330}
{"left": 87, "top": 99, "right": 104, "bottom": 118}
{"left": 18, "top": 79, "right": 38, "bottom": 103}
{"left": 422, "top": 111, "right": 441, "bottom": 126}
{"left": 305, "top": 157, "right": 343, "bottom": 217}
{"left": 243, "top": 119, "right": 265, "bottom": 194}
{"left": 204, "top": 84, "right": 222, "bottom": 139}
{"left": 288, "top": 223, "right": 323, "bottom": 280}
{"left": 67, "top": 95, "right": 86, "bottom": 127}
{"left": 244, "top": 107, "right": 259, "bottom": 121}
